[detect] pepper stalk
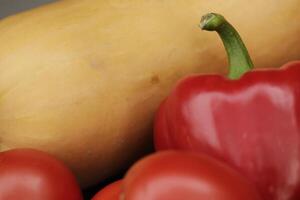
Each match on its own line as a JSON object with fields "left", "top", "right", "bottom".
{"left": 200, "top": 13, "right": 254, "bottom": 79}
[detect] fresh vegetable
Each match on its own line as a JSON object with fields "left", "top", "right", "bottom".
{"left": 122, "top": 150, "right": 262, "bottom": 200}
{"left": 0, "top": 0, "right": 299, "bottom": 187}
{"left": 92, "top": 180, "right": 122, "bottom": 200}
{"left": 154, "top": 13, "right": 300, "bottom": 200}
{"left": 0, "top": 149, "right": 83, "bottom": 200}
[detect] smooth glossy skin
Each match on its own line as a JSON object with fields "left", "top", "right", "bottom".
{"left": 123, "top": 151, "right": 262, "bottom": 200}
{"left": 0, "top": 149, "right": 83, "bottom": 200}
{"left": 154, "top": 61, "right": 300, "bottom": 200}
{"left": 1, "top": 0, "right": 300, "bottom": 188}
{"left": 92, "top": 180, "right": 122, "bottom": 200}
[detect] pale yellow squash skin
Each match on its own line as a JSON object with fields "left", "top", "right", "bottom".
{"left": 0, "top": 0, "right": 299, "bottom": 187}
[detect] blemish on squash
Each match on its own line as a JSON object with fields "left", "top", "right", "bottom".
{"left": 151, "top": 75, "right": 160, "bottom": 84}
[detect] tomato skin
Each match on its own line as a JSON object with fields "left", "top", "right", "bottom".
{"left": 123, "top": 151, "right": 262, "bottom": 200}
{"left": 92, "top": 180, "right": 122, "bottom": 200}
{"left": 0, "top": 149, "right": 83, "bottom": 200}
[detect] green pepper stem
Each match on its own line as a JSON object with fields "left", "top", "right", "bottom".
{"left": 200, "top": 13, "right": 254, "bottom": 79}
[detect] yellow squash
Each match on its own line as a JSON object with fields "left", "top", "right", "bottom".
{"left": 0, "top": 0, "right": 299, "bottom": 187}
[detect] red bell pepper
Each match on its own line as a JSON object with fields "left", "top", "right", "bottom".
{"left": 154, "top": 13, "right": 300, "bottom": 200}
{"left": 91, "top": 180, "right": 122, "bottom": 200}
{"left": 122, "top": 151, "right": 262, "bottom": 200}
{"left": 91, "top": 151, "right": 262, "bottom": 200}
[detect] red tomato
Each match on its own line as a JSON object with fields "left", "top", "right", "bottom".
{"left": 123, "top": 151, "right": 262, "bottom": 200}
{"left": 92, "top": 180, "right": 122, "bottom": 200}
{"left": 0, "top": 149, "right": 83, "bottom": 200}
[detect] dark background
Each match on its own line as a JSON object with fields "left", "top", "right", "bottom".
{"left": 0, "top": 0, "right": 55, "bottom": 18}
{"left": 0, "top": 0, "right": 118, "bottom": 199}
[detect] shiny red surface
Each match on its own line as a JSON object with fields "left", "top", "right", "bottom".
{"left": 123, "top": 151, "right": 262, "bottom": 200}
{"left": 154, "top": 61, "right": 300, "bottom": 200}
{"left": 0, "top": 149, "right": 83, "bottom": 200}
{"left": 92, "top": 180, "right": 122, "bottom": 200}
